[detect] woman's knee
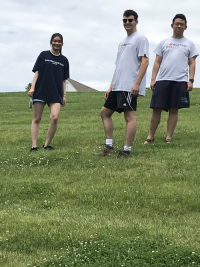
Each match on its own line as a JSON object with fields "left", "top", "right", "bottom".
{"left": 50, "top": 114, "right": 59, "bottom": 123}
{"left": 33, "top": 116, "right": 42, "bottom": 124}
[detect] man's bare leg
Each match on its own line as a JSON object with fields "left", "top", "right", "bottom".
{"left": 44, "top": 103, "right": 61, "bottom": 147}
{"left": 31, "top": 102, "right": 45, "bottom": 148}
{"left": 100, "top": 106, "right": 115, "bottom": 139}
{"left": 166, "top": 107, "right": 178, "bottom": 141}
{"left": 96, "top": 107, "right": 115, "bottom": 155}
{"left": 144, "top": 108, "right": 162, "bottom": 144}
{"left": 124, "top": 110, "right": 136, "bottom": 147}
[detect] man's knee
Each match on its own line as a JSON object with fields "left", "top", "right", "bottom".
{"left": 100, "top": 107, "right": 113, "bottom": 119}
{"left": 152, "top": 108, "right": 162, "bottom": 114}
{"left": 124, "top": 111, "right": 136, "bottom": 123}
{"left": 169, "top": 108, "right": 178, "bottom": 115}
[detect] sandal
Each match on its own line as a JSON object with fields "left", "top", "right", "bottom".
{"left": 144, "top": 138, "right": 154, "bottom": 144}
{"left": 165, "top": 139, "right": 171, "bottom": 143}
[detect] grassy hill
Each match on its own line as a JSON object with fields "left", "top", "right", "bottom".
{"left": 0, "top": 90, "right": 200, "bottom": 266}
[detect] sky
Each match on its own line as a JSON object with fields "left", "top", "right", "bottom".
{"left": 0, "top": 0, "right": 200, "bottom": 92}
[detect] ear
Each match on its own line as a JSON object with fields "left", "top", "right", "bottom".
{"left": 136, "top": 20, "right": 138, "bottom": 25}
{"left": 171, "top": 23, "right": 173, "bottom": 29}
{"left": 185, "top": 25, "right": 187, "bottom": 30}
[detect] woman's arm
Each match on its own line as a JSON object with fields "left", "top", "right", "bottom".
{"left": 62, "top": 80, "right": 67, "bottom": 106}
{"left": 28, "top": 71, "right": 39, "bottom": 96}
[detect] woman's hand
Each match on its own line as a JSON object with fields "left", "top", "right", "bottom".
{"left": 28, "top": 88, "right": 35, "bottom": 97}
{"left": 62, "top": 96, "right": 66, "bottom": 106}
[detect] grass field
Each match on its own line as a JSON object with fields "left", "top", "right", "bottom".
{"left": 0, "top": 89, "right": 200, "bottom": 267}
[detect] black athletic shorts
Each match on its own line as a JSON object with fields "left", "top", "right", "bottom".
{"left": 104, "top": 91, "right": 137, "bottom": 113}
{"left": 150, "top": 81, "right": 190, "bottom": 112}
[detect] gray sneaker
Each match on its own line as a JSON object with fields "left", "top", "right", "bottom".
{"left": 96, "top": 144, "right": 113, "bottom": 156}
{"left": 117, "top": 149, "right": 130, "bottom": 159}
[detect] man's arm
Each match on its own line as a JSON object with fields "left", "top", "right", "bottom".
{"left": 150, "top": 55, "right": 162, "bottom": 90}
{"left": 187, "top": 56, "right": 196, "bottom": 92}
{"left": 131, "top": 56, "right": 149, "bottom": 96}
{"left": 104, "top": 83, "right": 113, "bottom": 101}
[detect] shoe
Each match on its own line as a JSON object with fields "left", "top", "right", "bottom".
{"left": 96, "top": 144, "right": 113, "bottom": 156}
{"left": 117, "top": 149, "right": 130, "bottom": 159}
{"left": 30, "top": 147, "right": 38, "bottom": 151}
{"left": 165, "top": 139, "right": 171, "bottom": 143}
{"left": 144, "top": 138, "right": 154, "bottom": 144}
{"left": 43, "top": 145, "right": 54, "bottom": 150}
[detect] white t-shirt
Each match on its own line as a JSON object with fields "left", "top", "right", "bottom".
{"left": 112, "top": 31, "right": 149, "bottom": 96}
{"left": 155, "top": 37, "right": 199, "bottom": 82}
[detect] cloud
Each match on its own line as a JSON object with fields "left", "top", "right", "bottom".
{"left": 0, "top": 0, "right": 199, "bottom": 92}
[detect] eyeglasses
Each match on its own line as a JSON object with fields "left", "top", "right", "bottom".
{"left": 173, "top": 22, "right": 186, "bottom": 27}
{"left": 122, "top": 19, "right": 134, "bottom": 23}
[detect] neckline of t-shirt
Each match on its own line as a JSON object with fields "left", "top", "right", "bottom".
{"left": 49, "top": 50, "right": 61, "bottom": 57}
{"left": 127, "top": 31, "right": 138, "bottom": 38}
{"left": 170, "top": 36, "right": 186, "bottom": 41}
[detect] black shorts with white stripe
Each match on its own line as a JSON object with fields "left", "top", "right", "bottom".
{"left": 104, "top": 91, "right": 137, "bottom": 113}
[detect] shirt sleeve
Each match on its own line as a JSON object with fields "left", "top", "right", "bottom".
{"left": 154, "top": 41, "right": 163, "bottom": 58}
{"left": 138, "top": 36, "right": 149, "bottom": 58}
{"left": 32, "top": 52, "right": 43, "bottom": 73}
{"left": 189, "top": 44, "right": 199, "bottom": 59}
{"left": 64, "top": 58, "right": 70, "bottom": 80}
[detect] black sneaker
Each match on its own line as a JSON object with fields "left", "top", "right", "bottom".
{"left": 117, "top": 149, "right": 130, "bottom": 159}
{"left": 43, "top": 145, "right": 54, "bottom": 150}
{"left": 30, "top": 147, "right": 38, "bottom": 151}
{"left": 96, "top": 144, "right": 113, "bottom": 156}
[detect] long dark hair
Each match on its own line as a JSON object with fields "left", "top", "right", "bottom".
{"left": 50, "top": 33, "right": 63, "bottom": 54}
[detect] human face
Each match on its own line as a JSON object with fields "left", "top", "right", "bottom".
{"left": 51, "top": 36, "right": 63, "bottom": 52}
{"left": 123, "top": 15, "right": 138, "bottom": 35}
{"left": 171, "top": 18, "right": 187, "bottom": 38}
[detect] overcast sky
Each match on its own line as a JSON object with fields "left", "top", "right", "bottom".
{"left": 0, "top": 0, "right": 200, "bottom": 92}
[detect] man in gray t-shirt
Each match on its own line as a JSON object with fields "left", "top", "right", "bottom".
{"left": 144, "top": 14, "right": 198, "bottom": 144}
{"left": 96, "top": 9, "right": 149, "bottom": 158}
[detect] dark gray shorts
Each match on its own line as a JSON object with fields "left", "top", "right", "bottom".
{"left": 150, "top": 81, "right": 189, "bottom": 112}
{"left": 104, "top": 91, "right": 137, "bottom": 113}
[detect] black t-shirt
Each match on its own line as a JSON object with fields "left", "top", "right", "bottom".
{"left": 32, "top": 51, "right": 69, "bottom": 104}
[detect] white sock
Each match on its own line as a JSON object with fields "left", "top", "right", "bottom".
{"left": 124, "top": 145, "right": 131, "bottom": 151}
{"left": 106, "top": 139, "right": 113, "bottom": 147}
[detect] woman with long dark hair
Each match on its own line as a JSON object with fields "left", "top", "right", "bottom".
{"left": 28, "top": 33, "right": 69, "bottom": 151}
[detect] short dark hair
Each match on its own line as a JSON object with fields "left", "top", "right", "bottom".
{"left": 172, "top": 14, "right": 187, "bottom": 25}
{"left": 123, "top": 10, "right": 138, "bottom": 21}
{"left": 50, "top": 33, "right": 63, "bottom": 54}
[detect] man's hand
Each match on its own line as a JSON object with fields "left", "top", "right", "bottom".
{"left": 104, "top": 88, "right": 112, "bottom": 101}
{"left": 131, "top": 83, "right": 140, "bottom": 96}
{"left": 187, "top": 81, "right": 193, "bottom": 92}
{"left": 28, "top": 88, "right": 34, "bottom": 97}
{"left": 150, "top": 80, "right": 156, "bottom": 91}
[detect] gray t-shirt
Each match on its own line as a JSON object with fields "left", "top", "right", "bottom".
{"left": 112, "top": 31, "right": 149, "bottom": 96}
{"left": 155, "top": 36, "right": 199, "bottom": 82}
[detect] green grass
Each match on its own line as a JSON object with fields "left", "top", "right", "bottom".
{"left": 0, "top": 90, "right": 200, "bottom": 266}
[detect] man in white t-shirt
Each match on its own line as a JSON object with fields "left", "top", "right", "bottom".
{"left": 144, "top": 14, "right": 198, "bottom": 144}
{"left": 96, "top": 9, "right": 149, "bottom": 158}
